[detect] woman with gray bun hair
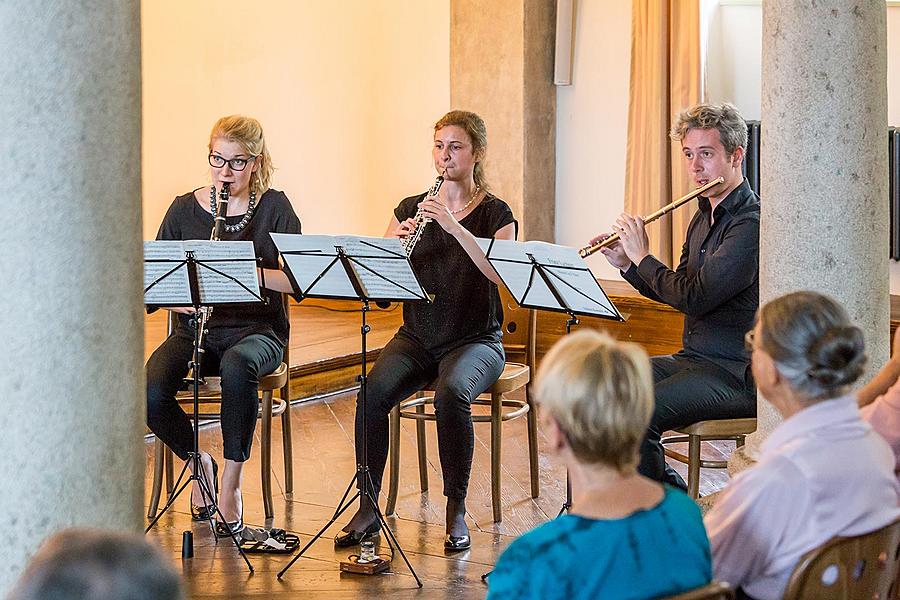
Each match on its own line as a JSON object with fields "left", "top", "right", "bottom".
{"left": 705, "top": 291, "right": 900, "bottom": 600}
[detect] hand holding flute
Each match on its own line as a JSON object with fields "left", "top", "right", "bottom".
{"left": 580, "top": 176, "right": 725, "bottom": 270}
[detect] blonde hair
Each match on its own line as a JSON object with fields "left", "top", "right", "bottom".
{"left": 536, "top": 330, "right": 654, "bottom": 473}
{"left": 434, "top": 110, "right": 489, "bottom": 191}
{"left": 670, "top": 102, "right": 748, "bottom": 155}
{"left": 209, "top": 115, "right": 273, "bottom": 195}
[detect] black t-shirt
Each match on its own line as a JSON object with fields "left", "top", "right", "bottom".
{"left": 395, "top": 193, "right": 516, "bottom": 355}
{"left": 156, "top": 188, "right": 302, "bottom": 346}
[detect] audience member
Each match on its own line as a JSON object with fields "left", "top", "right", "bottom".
{"left": 705, "top": 291, "right": 900, "bottom": 600}
{"left": 7, "top": 528, "right": 184, "bottom": 600}
{"left": 487, "top": 330, "right": 711, "bottom": 600}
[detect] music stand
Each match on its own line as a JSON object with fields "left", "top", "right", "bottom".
{"left": 477, "top": 240, "right": 623, "bottom": 511}
{"left": 269, "top": 234, "right": 428, "bottom": 587}
{"left": 143, "top": 240, "right": 265, "bottom": 573}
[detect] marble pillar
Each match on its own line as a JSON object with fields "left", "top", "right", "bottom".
{"left": 0, "top": 0, "right": 144, "bottom": 591}
{"left": 733, "top": 0, "right": 889, "bottom": 470}
{"left": 450, "top": 0, "right": 556, "bottom": 241}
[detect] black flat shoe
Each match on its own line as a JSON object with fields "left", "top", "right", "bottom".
{"left": 444, "top": 534, "right": 471, "bottom": 551}
{"left": 191, "top": 456, "right": 219, "bottom": 522}
{"left": 334, "top": 522, "right": 380, "bottom": 548}
{"left": 215, "top": 515, "right": 243, "bottom": 537}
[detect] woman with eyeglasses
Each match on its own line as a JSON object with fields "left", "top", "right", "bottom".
{"left": 705, "top": 291, "right": 900, "bottom": 600}
{"left": 146, "top": 115, "right": 300, "bottom": 536}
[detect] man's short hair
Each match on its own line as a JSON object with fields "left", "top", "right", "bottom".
{"left": 535, "top": 330, "right": 654, "bottom": 473}
{"left": 8, "top": 528, "right": 184, "bottom": 600}
{"left": 670, "top": 102, "right": 748, "bottom": 155}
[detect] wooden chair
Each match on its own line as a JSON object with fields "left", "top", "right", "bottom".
{"left": 147, "top": 310, "right": 294, "bottom": 521}
{"left": 662, "top": 581, "right": 734, "bottom": 600}
{"left": 384, "top": 290, "right": 539, "bottom": 522}
{"left": 661, "top": 417, "right": 757, "bottom": 499}
{"left": 782, "top": 518, "right": 900, "bottom": 600}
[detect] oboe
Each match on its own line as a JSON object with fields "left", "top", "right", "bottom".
{"left": 185, "top": 182, "right": 229, "bottom": 385}
{"left": 401, "top": 173, "right": 445, "bottom": 256}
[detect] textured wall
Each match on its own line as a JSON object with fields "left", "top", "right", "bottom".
{"left": 0, "top": 0, "right": 144, "bottom": 591}
{"left": 451, "top": 0, "right": 556, "bottom": 241}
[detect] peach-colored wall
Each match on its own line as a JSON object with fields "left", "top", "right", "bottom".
{"left": 141, "top": 0, "right": 450, "bottom": 240}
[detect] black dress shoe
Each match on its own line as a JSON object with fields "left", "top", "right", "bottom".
{"left": 444, "top": 534, "right": 471, "bottom": 551}
{"left": 191, "top": 457, "right": 219, "bottom": 521}
{"left": 334, "top": 522, "right": 380, "bottom": 548}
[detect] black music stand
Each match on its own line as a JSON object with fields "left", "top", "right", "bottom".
{"left": 269, "top": 234, "right": 429, "bottom": 587}
{"left": 476, "top": 238, "right": 624, "bottom": 582}
{"left": 143, "top": 240, "right": 264, "bottom": 573}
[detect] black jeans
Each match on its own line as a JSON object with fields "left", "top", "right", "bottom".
{"left": 637, "top": 354, "right": 756, "bottom": 486}
{"left": 355, "top": 333, "right": 505, "bottom": 500}
{"left": 146, "top": 328, "right": 283, "bottom": 462}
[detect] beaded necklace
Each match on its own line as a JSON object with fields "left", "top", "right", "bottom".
{"left": 209, "top": 186, "right": 257, "bottom": 233}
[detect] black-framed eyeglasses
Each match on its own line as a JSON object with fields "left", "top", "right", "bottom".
{"left": 744, "top": 329, "right": 756, "bottom": 352}
{"left": 208, "top": 154, "right": 256, "bottom": 171}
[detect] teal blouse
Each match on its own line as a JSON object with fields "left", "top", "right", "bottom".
{"left": 487, "top": 486, "right": 711, "bottom": 600}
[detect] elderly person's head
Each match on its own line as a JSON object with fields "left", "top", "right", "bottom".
{"left": 7, "top": 528, "right": 184, "bottom": 600}
{"left": 749, "top": 291, "right": 867, "bottom": 413}
{"left": 535, "top": 329, "right": 654, "bottom": 473}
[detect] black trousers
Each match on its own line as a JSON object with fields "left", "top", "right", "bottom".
{"left": 637, "top": 354, "right": 756, "bottom": 486}
{"left": 355, "top": 333, "right": 505, "bottom": 500}
{"left": 146, "top": 329, "right": 283, "bottom": 462}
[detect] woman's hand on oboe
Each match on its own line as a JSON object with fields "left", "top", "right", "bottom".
{"left": 418, "top": 197, "right": 461, "bottom": 236}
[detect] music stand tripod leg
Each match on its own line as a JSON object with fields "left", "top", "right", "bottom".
{"left": 143, "top": 278, "right": 254, "bottom": 573}
{"left": 278, "top": 301, "right": 422, "bottom": 587}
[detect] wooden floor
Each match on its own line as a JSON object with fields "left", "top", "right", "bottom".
{"left": 144, "top": 302, "right": 736, "bottom": 599}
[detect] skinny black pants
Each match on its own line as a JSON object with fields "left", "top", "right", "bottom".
{"left": 355, "top": 333, "right": 505, "bottom": 500}
{"left": 638, "top": 354, "right": 756, "bottom": 486}
{"left": 146, "top": 328, "right": 283, "bottom": 462}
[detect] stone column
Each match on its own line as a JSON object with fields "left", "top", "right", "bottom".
{"left": 735, "top": 1, "right": 888, "bottom": 468}
{"left": 450, "top": 0, "right": 556, "bottom": 241}
{"left": 0, "top": 1, "right": 144, "bottom": 591}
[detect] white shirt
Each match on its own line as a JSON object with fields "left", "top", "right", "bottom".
{"left": 705, "top": 395, "right": 900, "bottom": 600}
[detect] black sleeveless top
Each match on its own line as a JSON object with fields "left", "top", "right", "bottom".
{"left": 155, "top": 188, "right": 302, "bottom": 347}
{"left": 394, "top": 193, "right": 516, "bottom": 355}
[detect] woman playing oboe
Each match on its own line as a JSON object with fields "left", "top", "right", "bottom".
{"left": 336, "top": 110, "right": 516, "bottom": 551}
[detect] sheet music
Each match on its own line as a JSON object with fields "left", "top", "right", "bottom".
{"left": 271, "top": 233, "right": 427, "bottom": 301}
{"left": 143, "top": 241, "right": 192, "bottom": 305}
{"left": 143, "top": 240, "right": 260, "bottom": 305}
{"left": 478, "top": 238, "right": 622, "bottom": 320}
{"left": 184, "top": 241, "right": 261, "bottom": 303}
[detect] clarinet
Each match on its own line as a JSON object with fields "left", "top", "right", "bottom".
{"left": 400, "top": 173, "right": 445, "bottom": 256}
{"left": 185, "top": 183, "right": 229, "bottom": 385}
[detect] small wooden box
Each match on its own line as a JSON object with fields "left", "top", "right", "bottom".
{"left": 339, "top": 556, "right": 390, "bottom": 575}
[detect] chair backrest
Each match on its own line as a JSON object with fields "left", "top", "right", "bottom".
{"left": 661, "top": 581, "right": 734, "bottom": 600}
{"left": 782, "top": 518, "right": 900, "bottom": 600}
{"left": 498, "top": 284, "right": 536, "bottom": 368}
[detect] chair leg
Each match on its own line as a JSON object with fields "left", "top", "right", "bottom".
{"left": 148, "top": 438, "right": 165, "bottom": 519}
{"left": 281, "top": 395, "right": 294, "bottom": 495}
{"left": 386, "top": 405, "right": 400, "bottom": 516}
{"left": 165, "top": 446, "right": 175, "bottom": 499}
{"left": 525, "top": 386, "right": 540, "bottom": 499}
{"left": 261, "top": 390, "right": 274, "bottom": 520}
{"left": 415, "top": 400, "right": 428, "bottom": 493}
{"left": 491, "top": 390, "right": 503, "bottom": 523}
{"left": 687, "top": 434, "right": 701, "bottom": 500}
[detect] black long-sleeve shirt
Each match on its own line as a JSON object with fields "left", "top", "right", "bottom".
{"left": 622, "top": 178, "right": 760, "bottom": 380}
